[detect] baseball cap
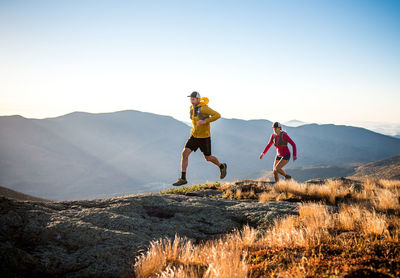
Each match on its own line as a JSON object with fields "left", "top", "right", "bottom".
{"left": 272, "top": 122, "right": 282, "bottom": 128}
{"left": 187, "top": 91, "right": 201, "bottom": 98}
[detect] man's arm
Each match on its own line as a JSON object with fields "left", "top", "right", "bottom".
{"left": 202, "top": 106, "right": 221, "bottom": 124}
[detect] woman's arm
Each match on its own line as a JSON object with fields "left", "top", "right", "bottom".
{"left": 284, "top": 133, "right": 297, "bottom": 159}
{"left": 260, "top": 134, "right": 274, "bottom": 159}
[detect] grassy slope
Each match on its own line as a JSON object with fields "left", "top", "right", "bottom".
{"left": 135, "top": 178, "right": 400, "bottom": 277}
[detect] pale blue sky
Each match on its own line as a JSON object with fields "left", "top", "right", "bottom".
{"left": 1, "top": 0, "right": 399, "bottom": 130}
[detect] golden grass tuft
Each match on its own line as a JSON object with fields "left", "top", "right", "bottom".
{"left": 274, "top": 179, "right": 306, "bottom": 196}
{"left": 222, "top": 189, "right": 234, "bottom": 199}
{"left": 379, "top": 179, "right": 400, "bottom": 189}
{"left": 373, "top": 188, "right": 400, "bottom": 211}
{"left": 258, "top": 191, "right": 278, "bottom": 202}
{"left": 337, "top": 204, "right": 364, "bottom": 231}
{"left": 361, "top": 210, "right": 389, "bottom": 236}
{"left": 235, "top": 189, "right": 242, "bottom": 200}
{"left": 299, "top": 203, "right": 333, "bottom": 230}
{"left": 134, "top": 235, "right": 248, "bottom": 278}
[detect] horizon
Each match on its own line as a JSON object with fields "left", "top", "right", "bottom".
{"left": 2, "top": 108, "right": 400, "bottom": 137}
{"left": 1, "top": 0, "right": 400, "bottom": 132}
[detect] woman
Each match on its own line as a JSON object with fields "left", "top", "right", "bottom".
{"left": 259, "top": 122, "right": 297, "bottom": 182}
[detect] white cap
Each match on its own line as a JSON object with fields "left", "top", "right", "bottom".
{"left": 272, "top": 122, "right": 282, "bottom": 128}
{"left": 187, "top": 91, "right": 201, "bottom": 98}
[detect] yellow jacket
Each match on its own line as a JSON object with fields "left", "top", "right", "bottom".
{"left": 190, "top": 98, "right": 221, "bottom": 138}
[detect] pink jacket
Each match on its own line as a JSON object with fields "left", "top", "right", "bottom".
{"left": 262, "top": 132, "right": 297, "bottom": 157}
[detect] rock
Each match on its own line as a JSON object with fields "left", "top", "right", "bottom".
{"left": 229, "top": 180, "right": 275, "bottom": 194}
{"left": 184, "top": 189, "right": 222, "bottom": 198}
{"left": 0, "top": 193, "right": 298, "bottom": 277}
{"left": 349, "top": 183, "right": 364, "bottom": 193}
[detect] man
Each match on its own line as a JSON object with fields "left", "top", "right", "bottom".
{"left": 173, "top": 91, "right": 227, "bottom": 186}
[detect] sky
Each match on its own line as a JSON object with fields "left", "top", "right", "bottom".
{"left": 1, "top": 0, "right": 400, "bottom": 134}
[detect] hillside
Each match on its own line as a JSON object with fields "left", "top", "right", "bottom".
{"left": 1, "top": 111, "right": 400, "bottom": 200}
{"left": 0, "top": 185, "right": 49, "bottom": 202}
{"left": 351, "top": 154, "right": 400, "bottom": 179}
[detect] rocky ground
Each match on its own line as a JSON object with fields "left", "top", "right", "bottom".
{"left": 0, "top": 188, "right": 298, "bottom": 277}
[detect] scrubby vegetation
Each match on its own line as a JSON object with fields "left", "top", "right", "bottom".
{"left": 137, "top": 178, "right": 400, "bottom": 277}
{"left": 161, "top": 183, "right": 220, "bottom": 194}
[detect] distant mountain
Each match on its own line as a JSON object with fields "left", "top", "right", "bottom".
{"left": 284, "top": 120, "right": 307, "bottom": 127}
{"left": 0, "top": 111, "right": 188, "bottom": 200}
{"left": 351, "top": 154, "right": 400, "bottom": 180}
{"left": 0, "top": 185, "right": 48, "bottom": 202}
{"left": 1, "top": 110, "right": 400, "bottom": 200}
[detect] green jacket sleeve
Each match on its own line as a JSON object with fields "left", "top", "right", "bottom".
{"left": 202, "top": 106, "right": 221, "bottom": 124}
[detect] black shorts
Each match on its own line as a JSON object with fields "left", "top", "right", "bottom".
{"left": 276, "top": 154, "right": 291, "bottom": 161}
{"left": 185, "top": 136, "right": 212, "bottom": 156}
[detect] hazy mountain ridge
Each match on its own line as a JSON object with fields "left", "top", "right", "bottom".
{"left": 284, "top": 119, "right": 307, "bottom": 127}
{"left": 1, "top": 110, "right": 400, "bottom": 200}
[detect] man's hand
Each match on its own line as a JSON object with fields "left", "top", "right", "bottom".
{"left": 259, "top": 153, "right": 264, "bottom": 160}
{"left": 293, "top": 156, "right": 297, "bottom": 161}
{"left": 197, "top": 120, "right": 206, "bottom": 126}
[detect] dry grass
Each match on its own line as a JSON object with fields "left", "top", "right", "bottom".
{"left": 255, "top": 178, "right": 400, "bottom": 210}
{"left": 379, "top": 179, "right": 400, "bottom": 189}
{"left": 235, "top": 189, "right": 242, "bottom": 200}
{"left": 337, "top": 204, "right": 364, "bottom": 231}
{"left": 135, "top": 178, "right": 400, "bottom": 277}
{"left": 134, "top": 234, "right": 248, "bottom": 278}
{"left": 299, "top": 203, "right": 333, "bottom": 230}
{"left": 258, "top": 191, "right": 278, "bottom": 202}
{"left": 274, "top": 179, "right": 307, "bottom": 196}
{"left": 373, "top": 188, "right": 400, "bottom": 211}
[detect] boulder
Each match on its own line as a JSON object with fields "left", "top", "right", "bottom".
{"left": 0, "top": 193, "right": 298, "bottom": 277}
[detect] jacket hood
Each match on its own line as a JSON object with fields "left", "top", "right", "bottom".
{"left": 195, "top": 97, "right": 209, "bottom": 107}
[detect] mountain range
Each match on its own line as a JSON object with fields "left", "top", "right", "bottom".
{"left": 1, "top": 110, "right": 399, "bottom": 200}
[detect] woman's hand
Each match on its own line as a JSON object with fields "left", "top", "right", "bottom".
{"left": 259, "top": 153, "right": 264, "bottom": 160}
{"left": 293, "top": 156, "right": 297, "bottom": 161}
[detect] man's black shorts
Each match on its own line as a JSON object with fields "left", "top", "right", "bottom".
{"left": 185, "top": 136, "right": 212, "bottom": 156}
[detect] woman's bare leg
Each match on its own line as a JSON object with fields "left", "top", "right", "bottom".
{"left": 274, "top": 158, "right": 289, "bottom": 181}
{"left": 273, "top": 159, "right": 280, "bottom": 182}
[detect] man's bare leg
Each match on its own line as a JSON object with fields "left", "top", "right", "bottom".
{"left": 181, "top": 148, "right": 192, "bottom": 172}
{"left": 173, "top": 148, "right": 192, "bottom": 186}
{"left": 205, "top": 155, "right": 227, "bottom": 179}
{"left": 204, "top": 155, "right": 221, "bottom": 167}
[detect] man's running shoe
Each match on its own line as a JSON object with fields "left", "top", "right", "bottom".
{"left": 173, "top": 178, "right": 188, "bottom": 186}
{"left": 220, "top": 163, "right": 227, "bottom": 179}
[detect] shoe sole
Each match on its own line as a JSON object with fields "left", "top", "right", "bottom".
{"left": 173, "top": 181, "right": 187, "bottom": 186}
